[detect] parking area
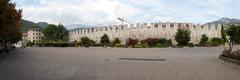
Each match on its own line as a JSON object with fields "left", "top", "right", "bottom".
{"left": 0, "top": 47, "right": 240, "bottom": 80}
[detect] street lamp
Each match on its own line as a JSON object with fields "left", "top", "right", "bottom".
{"left": 226, "top": 36, "right": 232, "bottom": 51}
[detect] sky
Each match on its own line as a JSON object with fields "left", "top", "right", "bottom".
{"left": 12, "top": 0, "right": 240, "bottom": 25}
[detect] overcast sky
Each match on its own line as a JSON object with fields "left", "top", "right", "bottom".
{"left": 13, "top": 0, "right": 240, "bottom": 25}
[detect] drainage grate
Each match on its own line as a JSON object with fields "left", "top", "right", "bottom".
{"left": 118, "top": 58, "right": 166, "bottom": 61}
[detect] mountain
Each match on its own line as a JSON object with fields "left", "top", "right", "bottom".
{"left": 64, "top": 24, "right": 91, "bottom": 30}
{"left": 36, "top": 22, "right": 49, "bottom": 28}
{"left": 21, "top": 20, "right": 49, "bottom": 32}
{"left": 207, "top": 17, "right": 240, "bottom": 25}
{"left": 21, "top": 20, "right": 39, "bottom": 32}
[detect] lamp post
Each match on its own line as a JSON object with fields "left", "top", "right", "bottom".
{"left": 226, "top": 36, "right": 232, "bottom": 52}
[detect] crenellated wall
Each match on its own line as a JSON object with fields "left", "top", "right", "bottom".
{"left": 69, "top": 22, "right": 221, "bottom": 44}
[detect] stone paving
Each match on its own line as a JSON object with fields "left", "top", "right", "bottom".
{"left": 0, "top": 47, "right": 240, "bottom": 80}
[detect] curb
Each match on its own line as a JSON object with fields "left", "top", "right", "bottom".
{"left": 219, "top": 56, "right": 240, "bottom": 66}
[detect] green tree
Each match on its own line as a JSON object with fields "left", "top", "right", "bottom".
{"left": 80, "top": 37, "right": 95, "bottom": 47}
{"left": 226, "top": 25, "right": 240, "bottom": 44}
{"left": 43, "top": 24, "right": 68, "bottom": 41}
{"left": 111, "top": 38, "right": 121, "bottom": 46}
{"left": 0, "top": 0, "right": 22, "bottom": 43}
{"left": 175, "top": 28, "right": 191, "bottom": 46}
{"left": 221, "top": 25, "right": 227, "bottom": 43}
{"left": 199, "top": 34, "right": 208, "bottom": 46}
{"left": 100, "top": 34, "right": 110, "bottom": 46}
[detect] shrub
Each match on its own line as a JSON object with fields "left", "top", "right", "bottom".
{"left": 140, "top": 38, "right": 172, "bottom": 48}
{"left": 26, "top": 41, "right": 34, "bottom": 47}
{"left": 199, "top": 34, "right": 208, "bottom": 46}
{"left": 94, "top": 43, "right": 103, "bottom": 47}
{"left": 125, "top": 38, "right": 139, "bottom": 47}
{"left": 115, "top": 44, "right": 126, "bottom": 48}
{"left": 72, "top": 40, "right": 80, "bottom": 47}
{"left": 111, "top": 38, "right": 121, "bottom": 47}
{"left": 221, "top": 49, "right": 240, "bottom": 61}
{"left": 156, "top": 43, "right": 169, "bottom": 48}
{"left": 80, "top": 37, "right": 95, "bottom": 47}
{"left": 187, "top": 43, "right": 194, "bottom": 47}
{"left": 134, "top": 44, "right": 145, "bottom": 48}
{"left": 210, "top": 38, "right": 223, "bottom": 46}
{"left": 159, "top": 38, "right": 168, "bottom": 44}
{"left": 141, "top": 38, "right": 159, "bottom": 47}
{"left": 177, "top": 44, "right": 184, "bottom": 48}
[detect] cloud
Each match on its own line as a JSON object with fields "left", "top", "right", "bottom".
{"left": 13, "top": 0, "right": 240, "bottom": 27}
{"left": 13, "top": 0, "right": 144, "bottom": 25}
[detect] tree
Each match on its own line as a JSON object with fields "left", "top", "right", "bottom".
{"left": 199, "top": 34, "right": 208, "bottom": 46}
{"left": 125, "top": 38, "right": 138, "bottom": 47}
{"left": 175, "top": 28, "right": 191, "bottom": 46}
{"left": 80, "top": 37, "right": 95, "bottom": 47}
{"left": 111, "top": 38, "right": 121, "bottom": 46}
{"left": 43, "top": 24, "right": 68, "bottom": 41}
{"left": 0, "top": 0, "right": 22, "bottom": 43}
{"left": 72, "top": 40, "right": 80, "bottom": 47}
{"left": 221, "top": 25, "right": 227, "bottom": 44}
{"left": 226, "top": 25, "right": 240, "bottom": 44}
{"left": 167, "top": 39, "right": 173, "bottom": 46}
{"left": 100, "top": 34, "right": 110, "bottom": 46}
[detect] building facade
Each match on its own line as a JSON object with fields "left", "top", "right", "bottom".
{"left": 69, "top": 22, "right": 221, "bottom": 44}
{"left": 14, "top": 33, "right": 28, "bottom": 48}
{"left": 27, "top": 28, "right": 44, "bottom": 43}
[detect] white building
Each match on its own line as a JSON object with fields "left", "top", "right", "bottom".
{"left": 14, "top": 33, "right": 28, "bottom": 48}
{"left": 27, "top": 28, "right": 44, "bottom": 43}
{"left": 69, "top": 22, "right": 221, "bottom": 44}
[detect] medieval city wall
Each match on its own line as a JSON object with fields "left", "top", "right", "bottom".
{"left": 69, "top": 22, "right": 221, "bottom": 44}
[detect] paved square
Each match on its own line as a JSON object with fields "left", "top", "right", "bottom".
{"left": 0, "top": 47, "right": 240, "bottom": 80}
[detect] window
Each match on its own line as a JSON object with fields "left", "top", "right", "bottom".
{"left": 193, "top": 25, "right": 197, "bottom": 29}
{"left": 162, "top": 23, "right": 166, "bottom": 28}
{"left": 92, "top": 28, "right": 94, "bottom": 32}
{"left": 215, "top": 24, "right": 218, "bottom": 30}
{"left": 170, "top": 23, "right": 174, "bottom": 29}
{"left": 185, "top": 24, "right": 189, "bottom": 29}
{"left": 178, "top": 23, "right": 182, "bottom": 28}
{"left": 105, "top": 27, "right": 108, "bottom": 31}
{"left": 154, "top": 23, "right": 158, "bottom": 28}
{"left": 208, "top": 24, "right": 211, "bottom": 30}
{"left": 116, "top": 27, "right": 118, "bottom": 30}
{"left": 201, "top": 25, "right": 204, "bottom": 29}
{"left": 147, "top": 26, "right": 151, "bottom": 28}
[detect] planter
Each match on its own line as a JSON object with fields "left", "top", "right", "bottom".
{"left": 219, "top": 55, "right": 240, "bottom": 66}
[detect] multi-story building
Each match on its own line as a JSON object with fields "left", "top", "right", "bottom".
{"left": 69, "top": 22, "right": 221, "bottom": 44}
{"left": 27, "top": 28, "right": 44, "bottom": 43}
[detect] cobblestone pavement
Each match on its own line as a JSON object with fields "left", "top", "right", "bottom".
{"left": 0, "top": 47, "right": 240, "bottom": 80}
